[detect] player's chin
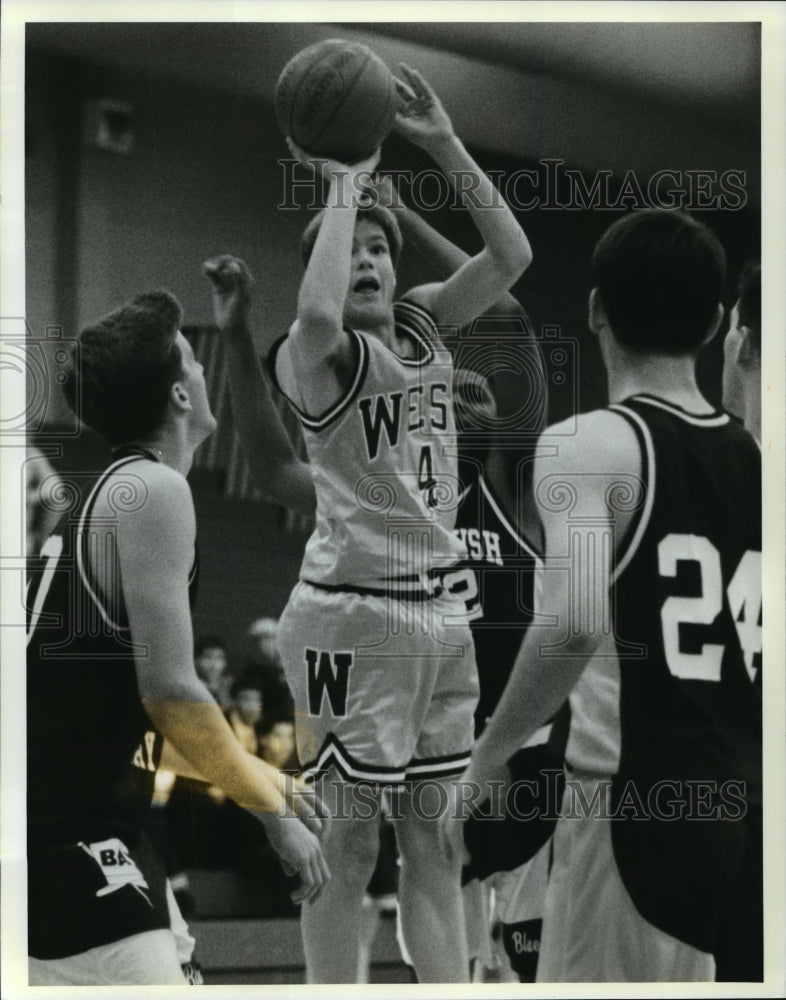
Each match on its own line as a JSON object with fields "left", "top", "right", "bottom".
{"left": 344, "top": 298, "right": 389, "bottom": 329}
{"left": 199, "top": 413, "right": 219, "bottom": 441}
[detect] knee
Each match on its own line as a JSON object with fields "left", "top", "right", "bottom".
{"left": 395, "top": 819, "right": 457, "bottom": 881}
{"left": 326, "top": 817, "right": 381, "bottom": 884}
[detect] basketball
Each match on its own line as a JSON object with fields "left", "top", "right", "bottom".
{"left": 275, "top": 39, "right": 398, "bottom": 163}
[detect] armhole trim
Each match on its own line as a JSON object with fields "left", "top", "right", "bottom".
{"left": 478, "top": 474, "right": 542, "bottom": 560}
{"left": 607, "top": 404, "right": 655, "bottom": 583}
{"left": 269, "top": 328, "right": 370, "bottom": 433}
{"left": 75, "top": 454, "right": 146, "bottom": 632}
{"left": 393, "top": 299, "right": 437, "bottom": 367}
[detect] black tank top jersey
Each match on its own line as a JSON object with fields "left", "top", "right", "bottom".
{"left": 607, "top": 395, "right": 762, "bottom": 799}
{"left": 454, "top": 463, "right": 542, "bottom": 735}
{"left": 26, "top": 449, "right": 199, "bottom": 853}
{"left": 596, "top": 395, "right": 762, "bottom": 954}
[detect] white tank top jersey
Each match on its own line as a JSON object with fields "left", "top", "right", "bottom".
{"left": 270, "top": 299, "right": 466, "bottom": 587}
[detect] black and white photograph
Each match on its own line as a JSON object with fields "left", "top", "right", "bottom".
{"left": 1, "top": 1, "right": 784, "bottom": 994}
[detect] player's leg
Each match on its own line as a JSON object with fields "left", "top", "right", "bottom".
{"left": 28, "top": 929, "right": 186, "bottom": 985}
{"left": 299, "top": 770, "right": 382, "bottom": 983}
{"left": 278, "top": 585, "right": 443, "bottom": 982}
{"left": 387, "top": 602, "right": 478, "bottom": 982}
{"left": 165, "top": 877, "right": 204, "bottom": 983}
{"left": 537, "top": 777, "right": 716, "bottom": 982}
{"left": 392, "top": 776, "right": 469, "bottom": 982}
{"left": 494, "top": 839, "right": 552, "bottom": 982}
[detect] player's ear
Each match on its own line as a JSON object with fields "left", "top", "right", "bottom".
{"left": 170, "top": 380, "right": 191, "bottom": 412}
{"left": 736, "top": 326, "right": 758, "bottom": 369}
{"left": 588, "top": 288, "right": 605, "bottom": 335}
{"left": 700, "top": 303, "right": 725, "bottom": 347}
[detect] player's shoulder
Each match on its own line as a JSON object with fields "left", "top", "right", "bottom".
{"left": 398, "top": 284, "right": 441, "bottom": 314}
{"left": 98, "top": 459, "right": 194, "bottom": 527}
{"left": 539, "top": 408, "right": 641, "bottom": 475}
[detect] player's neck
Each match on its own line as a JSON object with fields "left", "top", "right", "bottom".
{"left": 369, "top": 316, "right": 396, "bottom": 350}
{"left": 132, "top": 428, "right": 195, "bottom": 476}
{"left": 606, "top": 351, "right": 713, "bottom": 413}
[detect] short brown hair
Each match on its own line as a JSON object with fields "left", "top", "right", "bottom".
{"left": 300, "top": 203, "right": 403, "bottom": 269}
{"left": 62, "top": 291, "right": 183, "bottom": 445}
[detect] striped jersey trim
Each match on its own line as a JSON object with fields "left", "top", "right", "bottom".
{"left": 301, "top": 732, "right": 471, "bottom": 784}
{"left": 478, "top": 474, "right": 542, "bottom": 561}
{"left": 75, "top": 453, "right": 198, "bottom": 633}
{"left": 391, "top": 299, "right": 438, "bottom": 368}
{"left": 268, "top": 327, "right": 370, "bottom": 433}
{"left": 629, "top": 394, "right": 730, "bottom": 427}
{"left": 607, "top": 404, "right": 656, "bottom": 583}
{"left": 75, "top": 454, "right": 149, "bottom": 633}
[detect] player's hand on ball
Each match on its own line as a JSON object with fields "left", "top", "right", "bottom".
{"left": 369, "top": 173, "right": 405, "bottom": 212}
{"left": 202, "top": 255, "right": 253, "bottom": 333}
{"left": 286, "top": 137, "right": 380, "bottom": 179}
{"left": 394, "top": 64, "right": 454, "bottom": 150}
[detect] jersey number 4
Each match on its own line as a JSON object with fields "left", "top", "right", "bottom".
{"left": 418, "top": 445, "right": 439, "bottom": 509}
{"left": 658, "top": 534, "right": 761, "bottom": 683}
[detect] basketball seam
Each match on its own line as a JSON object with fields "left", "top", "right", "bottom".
{"left": 305, "top": 50, "right": 375, "bottom": 158}
{"left": 354, "top": 75, "right": 396, "bottom": 161}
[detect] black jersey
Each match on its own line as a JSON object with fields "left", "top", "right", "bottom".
{"left": 566, "top": 394, "right": 762, "bottom": 953}
{"left": 456, "top": 462, "right": 568, "bottom": 880}
{"left": 26, "top": 449, "right": 199, "bottom": 853}
{"left": 454, "top": 464, "right": 542, "bottom": 736}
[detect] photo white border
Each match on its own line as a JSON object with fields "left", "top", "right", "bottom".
{"left": 2, "top": 2, "right": 783, "bottom": 998}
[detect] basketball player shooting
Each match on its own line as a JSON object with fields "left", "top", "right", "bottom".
{"left": 264, "top": 63, "right": 531, "bottom": 983}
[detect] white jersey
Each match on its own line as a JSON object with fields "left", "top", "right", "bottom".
{"left": 270, "top": 299, "right": 466, "bottom": 587}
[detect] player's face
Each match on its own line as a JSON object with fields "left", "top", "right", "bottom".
{"left": 195, "top": 645, "right": 227, "bottom": 697}
{"left": 233, "top": 686, "right": 263, "bottom": 723}
{"left": 722, "top": 302, "right": 745, "bottom": 417}
{"left": 175, "top": 332, "right": 217, "bottom": 440}
{"left": 343, "top": 218, "right": 396, "bottom": 329}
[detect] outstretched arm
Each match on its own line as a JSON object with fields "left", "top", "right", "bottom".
{"left": 393, "top": 65, "right": 532, "bottom": 327}
{"left": 440, "top": 413, "right": 641, "bottom": 859}
{"left": 203, "top": 256, "right": 316, "bottom": 517}
{"left": 118, "top": 463, "right": 328, "bottom": 902}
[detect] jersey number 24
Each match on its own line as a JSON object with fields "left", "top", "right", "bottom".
{"left": 658, "top": 533, "right": 761, "bottom": 683}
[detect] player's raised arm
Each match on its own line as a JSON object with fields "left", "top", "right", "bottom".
{"left": 117, "top": 462, "right": 328, "bottom": 902}
{"left": 373, "top": 175, "right": 523, "bottom": 319}
{"left": 203, "top": 255, "right": 316, "bottom": 517}
{"left": 393, "top": 65, "right": 532, "bottom": 327}
{"left": 288, "top": 145, "right": 379, "bottom": 371}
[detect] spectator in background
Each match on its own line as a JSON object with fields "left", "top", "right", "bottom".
{"left": 258, "top": 718, "right": 299, "bottom": 772}
{"left": 246, "top": 617, "right": 295, "bottom": 724}
{"left": 194, "top": 635, "right": 230, "bottom": 705}
{"left": 226, "top": 670, "right": 265, "bottom": 754}
{"left": 158, "top": 636, "right": 236, "bottom": 887}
